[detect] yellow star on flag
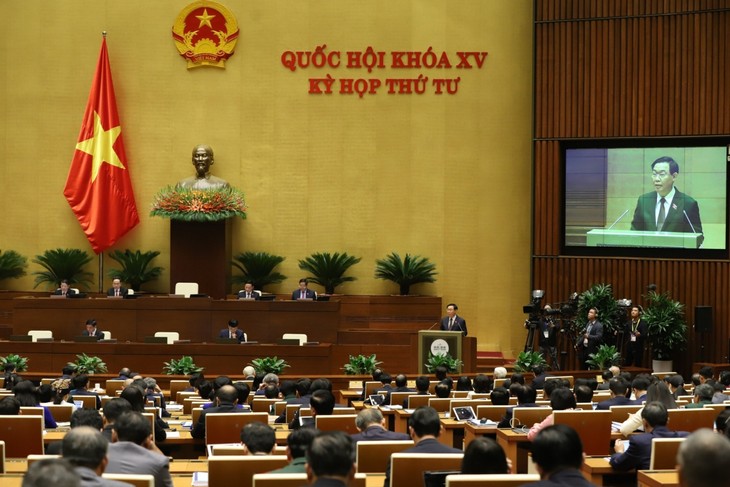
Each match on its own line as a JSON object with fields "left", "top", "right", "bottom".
{"left": 75, "top": 111, "right": 125, "bottom": 182}
{"left": 196, "top": 9, "right": 215, "bottom": 29}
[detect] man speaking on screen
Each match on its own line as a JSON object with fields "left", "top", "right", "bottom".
{"left": 630, "top": 156, "right": 703, "bottom": 245}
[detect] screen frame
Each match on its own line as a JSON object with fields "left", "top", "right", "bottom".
{"left": 560, "top": 136, "right": 730, "bottom": 260}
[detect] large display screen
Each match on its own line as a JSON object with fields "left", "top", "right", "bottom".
{"left": 563, "top": 139, "right": 729, "bottom": 258}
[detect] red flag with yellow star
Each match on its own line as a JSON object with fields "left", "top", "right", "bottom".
{"left": 64, "top": 37, "right": 139, "bottom": 254}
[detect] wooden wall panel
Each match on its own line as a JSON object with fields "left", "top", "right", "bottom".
{"left": 533, "top": 1, "right": 730, "bottom": 375}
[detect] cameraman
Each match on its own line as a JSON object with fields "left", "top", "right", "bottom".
{"left": 537, "top": 305, "right": 560, "bottom": 370}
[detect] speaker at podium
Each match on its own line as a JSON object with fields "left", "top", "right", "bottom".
{"left": 418, "top": 330, "right": 464, "bottom": 374}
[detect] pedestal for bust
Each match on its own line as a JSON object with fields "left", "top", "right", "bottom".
{"left": 170, "top": 219, "right": 232, "bottom": 299}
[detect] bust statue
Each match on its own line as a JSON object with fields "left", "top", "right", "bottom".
{"left": 176, "top": 144, "right": 230, "bottom": 190}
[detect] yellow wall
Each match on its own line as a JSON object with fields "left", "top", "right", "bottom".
{"left": 0, "top": 1, "right": 533, "bottom": 358}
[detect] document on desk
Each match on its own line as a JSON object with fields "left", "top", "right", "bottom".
{"left": 191, "top": 472, "right": 208, "bottom": 486}
{"left": 165, "top": 430, "right": 181, "bottom": 438}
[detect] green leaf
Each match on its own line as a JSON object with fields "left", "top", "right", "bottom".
{"left": 513, "top": 351, "right": 548, "bottom": 373}
{"left": 0, "top": 354, "right": 29, "bottom": 372}
{"left": 107, "top": 249, "right": 164, "bottom": 291}
{"left": 162, "top": 356, "right": 204, "bottom": 375}
{"left": 425, "top": 353, "right": 462, "bottom": 373}
{"left": 231, "top": 252, "right": 286, "bottom": 292}
{"left": 0, "top": 250, "right": 28, "bottom": 282}
{"left": 249, "top": 356, "right": 290, "bottom": 374}
{"left": 374, "top": 252, "right": 437, "bottom": 295}
{"left": 32, "top": 248, "right": 93, "bottom": 290}
{"left": 298, "top": 252, "right": 361, "bottom": 294}
{"left": 342, "top": 354, "right": 382, "bottom": 375}
{"left": 69, "top": 353, "right": 107, "bottom": 374}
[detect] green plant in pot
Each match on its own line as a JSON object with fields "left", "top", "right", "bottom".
{"left": 0, "top": 250, "right": 28, "bottom": 285}
{"left": 163, "top": 356, "right": 204, "bottom": 375}
{"left": 374, "top": 252, "right": 437, "bottom": 295}
{"left": 69, "top": 353, "right": 107, "bottom": 374}
{"left": 513, "top": 350, "right": 547, "bottom": 373}
{"left": 250, "top": 356, "right": 290, "bottom": 374}
{"left": 585, "top": 344, "right": 622, "bottom": 370}
{"left": 231, "top": 251, "right": 286, "bottom": 292}
{"left": 298, "top": 252, "right": 362, "bottom": 294}
{"left": 575, "top": 283, "right": 623, "bottom": 339}
{"left": 0, "top": 354, "right": 29, "bottom": 372}
{"left": 643, "top": 290, "right": 688, "bottom": 365}
{"left": 425, "top": 353, "right": 462, "bottom": 373}
{"left": 32, "top": 248, "right": 94, "bottom": 290}
{"left": 343, "top": 354, "right": 382, "bottom": 375}
{"left": 107, "top": 249, "right": 164, "bottom": 292}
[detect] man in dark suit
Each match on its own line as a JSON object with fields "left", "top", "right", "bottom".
{"left": 596, "top": 378, "right": 633, "bottom": 410}
{"left": 292, "top": 278, "right": 317, "bottom": 300}
{"left": 53, "top": 279, "right": 77, "bottom": 296}
{"left": 70, "top": 374, "right": 102, "bottom": 409}
{"left": 191, "top": 385, "right": 239, "bottom": 439}
{"left": 630, "top": 156, "right": 703, "bottom": 245}
{"left": 439, "top": 303, "right": 467, "bottom": 336}
{"left": 218, "top": 319, "right": 245, "bottom": 342}
{"left": 610, "top": 402, "right": 688, "bottom": 471}
{"left": 306, "top": 431, "right": 356, "bottom": 487}
{"left": 576, "top": 308, "right": 603, "bottom": 370}
{"left": 383, "top": 406, "right": 461, "bottom": 487}
{"left": 106, "top": 278, "right": 129, "bottom": 297}
{"left": 82, "top": 319, "right": 105, "bottom": 340}
{"left": 105, "top": 411, "right": 173, "bottom": 487}
{"left": 625, "top": 306, "right": 648, "bottom": 367}
{"left": 237, "top": 281, "right": 262, "bottom": 300}
{"left": 351, "top": 408, "right": 410, "bottom": 443}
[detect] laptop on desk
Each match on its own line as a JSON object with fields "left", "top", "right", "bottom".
{"left": 144, "top": 336, "right": 168, "bottom": 344}
{"left": 277, "top": 338, "right": 300, "bottom": 346}
{"left": 74, "top": 336, "right": 100, "bottom": 343}
{"left": 9, "top": 335, "right": 32, "bottom": 342}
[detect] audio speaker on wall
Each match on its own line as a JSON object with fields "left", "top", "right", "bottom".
{"left": 695, "top": 306, "right": 713, "bottom": 333}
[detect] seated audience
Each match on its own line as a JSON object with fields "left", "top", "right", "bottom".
{"left": 461, "top": 437, "right": 510, "bottom": 474}
{"left": 529, "top": 424, "right": 595, "bottom": 486}
{"left": 527, "top": 387, "right": 576, "bottom": 441}
{"left": 13, "top": 380, "right": 57, "bottom": 428}
{"left": 191, "top": 385, "right": 238, "bottom": 439}
{"left": 105, "top": 411, "right": 173, "bottom": 487}
{"left": 620, "top": 381, "right": 676, "bottom": 437}
{"left": 47, "top": 408, "right": 104, "bottom": 454}
{"left": 22, "top": 458, "right": 80, "bottom": 487}
{"left": 120, "top": 386, "right": 167, "bottom": 441}
{"left": 596, "top": 370, "right": 613, "bottom": 390}
{"left": 490, "top": 387, "right": 510, "bottom": 406}
{"left": 61, "top": 426, "right": 129, "bottom": 487}
{"left": 468, "top": 373, "right": 492, "bottom": 397}
{"left": 351, "top": 408, "right": 410, "bottom": 443}
{"left": 573, "top": 384, "right": 594, "bottom": 404}
{"left": 254, "top": 373, "right": 280, "bottom": 396}
{"left": 70, "top": 374, "right": 101, "bottom": 409}
{"left": 498, "top": 384, "right": 539, "bottom": 428}
{"left": 241, "top": 422, "right": 276, "bottom": 455}
{"left": 686, "top": 383, "right": 714, "bottom": 408}
{"left": 270, "top": 427, "right": 319, "bottom": 474}
{"left": 610, "top": 402, "right": 688, "bottom": 471}
{"left": 306, "top": 431, "right": 355, "bottom": 486}
{"left": 677, "top": 429, "right": 730, "bottom": 487}
{"left": 595, "top": 378, "right": 632, "bottom": 410}
{"left": 101, "top": 398, "right": 132, "bottom": 441}
{"left": 0, "top": 396, "right": 20, "bottom": 414}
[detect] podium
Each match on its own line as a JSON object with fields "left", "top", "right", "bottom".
{"left": 417, "top": 330, "right": 464, "bottom": 374}
{"left": 586, "top": 229, "right": 702, "bottom": 248}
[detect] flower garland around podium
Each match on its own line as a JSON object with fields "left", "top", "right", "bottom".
{"left": 150, "top": 186, "right": 247, "bottom": 222}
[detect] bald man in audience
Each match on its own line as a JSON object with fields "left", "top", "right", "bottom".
{"left": 351, "top": 408, "right": 411, "bottom": 443}
{"left": 677, "top": 429, "right": 730, "bottom": 487}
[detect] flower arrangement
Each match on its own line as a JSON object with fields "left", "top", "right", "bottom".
{"left": 150, "top": 186, "right": 247, "bottom": 222}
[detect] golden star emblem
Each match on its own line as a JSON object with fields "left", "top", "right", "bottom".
{"left": 196, "top": 9, "right": 215, "bottom": 29}
{"left": 75, "top": 111, "right": 125, "bottom": 182}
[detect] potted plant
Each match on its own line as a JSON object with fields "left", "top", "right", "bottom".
{"left": 163, "top": 356, "right": 204, "bottom": 375}
{"left": 0, "top": 354, "right": 29, "bottom": 372}
{"left": 575, "top": 283, "right": 623, "bottom": 342}
{"left": 249, "top": 356, "right": 290, "bottom": 374}
{"left": 32, "top": 248, "right": 94, "bottom": 290}
{"left": 0, "top": 250, "right": 27, "bottom": 285}
{"left": 512, "top": 350, "right": 547, "bottom": 373}
{"left": 374, "top": 252, "right": 437, "bottom": 295}
{"left": 69, "top": 353, "right": 107, "bottom": 374}
{"left": 107, "top": 249, "right": 164, "bottom": 292}
{"left": 342, "top": 354, "right": 382, "bottom": 375}
{"left": 298, "top": 252, "right": 361, "bottom": 295}
{"left": 231, "top": 251, "right": 286, "bottom": 292}
{"left": 425, "top": 352, "right": 463, "bottom": 373}
{"left": 643, "top": 290, "right": 688, "bottom": 372}
{"left": 585, "top": 344, "right": 622, "bottom": 370}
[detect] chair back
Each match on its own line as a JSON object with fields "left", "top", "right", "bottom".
{"left": 363, "top": 381, "right": 384, "bottom": 397}
{"left": 408, "top": 395, "right": 433, "bottom": 409}
{"left": 450, "top": 391, "right": 470, "bottom": 398}
{"left": 428, "top": 398, "right": 452, "bottom": 412}
{"left": 251, "top": 398, "right": 280, "bottom": 414}
{"left": 475, "top": 405, "right": 510, "bottom": 422}
{"left": 545, "top": 376, "right": 575, "bottom": 387}
{"left": 253, "top": 473, "right": 367, "bottom": 487}
{"left": 102, "top": 331, "right": 112, "bottom": 340}
{"left": 315, "top": 414, "right": 359, "bottom": 434}
{"left": 667, "top": 408, "right": 717, "bottom": 432}
{"left": 101, "top": 474, "right": 154, "bottom": 487}
{"left": 332, "top": 407, "right": 356, "bottom": 415}
{"left": 650, "top": 437, "right": 686, "bottom": 469}
{"left": 70, "top": 394, "right": 98, "bottom": 410}
{"left": 0, "top": 415, "right": 43, "bottom": 457}
{"left": 105, "top": 380, "right": 126, "bottom": 398}
{"left": 210, "top": 444, "right": 245, "bottom": 456}
{"left": 274, "top": 401, "right": 287, "bottom": 416}
{"left": 0, "top": 440, "right": 5, "bottom": 473}
{"left": 512, "top": 407, "right": 552, "bottom": 427}
{"left": 208, "top": 456, "right": 289, "bottom": 487}
{"left": 27, "top": 454, "right": 61, "bottom": 467}
{"left": 356, "top": 440, "right": 414, "bottom": 473}
{"left": 282, "top": 333, "right": 307, "bottom": 345}
{"left": 19, "top": 407, "right": 45, "bottom": 428}
{"left": 390, "top": 453, "right": 463, "bottom": 487}
{"left": 445, "top": 474, "right": 541, "bottom": 486}
{"left": 45, "top": 404, "right": 74, "bottom": 423}
{"left": 154, "top": 331, "right": 180, "bottom": 344}
{"left": 206, "top": 412, "right": 268, "bottom": 445}
{"left": 553, "top": 410, "right": 611, "bottom": 455}
{"left": 27, "top": 330, "right": 53, "bottom": 342}
{"left": 609, "top": 404, "right": 642, "bottom": 423}
{"left": 390, "top": 391, "right": 416, "bottom": 406}
{"left": 285, "top": 404, "right": 302, "bottom": 424}
{"left": 174, "top": 282, "right": 199, "bottom": 297}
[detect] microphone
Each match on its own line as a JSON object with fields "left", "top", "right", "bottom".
{"left": 607, "top": 209, "right": 630, "bottom": 230}
{"left": 683, "top": 210, "right": 698, "bottom": 234}
{"left": 427, "top": 322, "right": 440, "bottom": 330}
